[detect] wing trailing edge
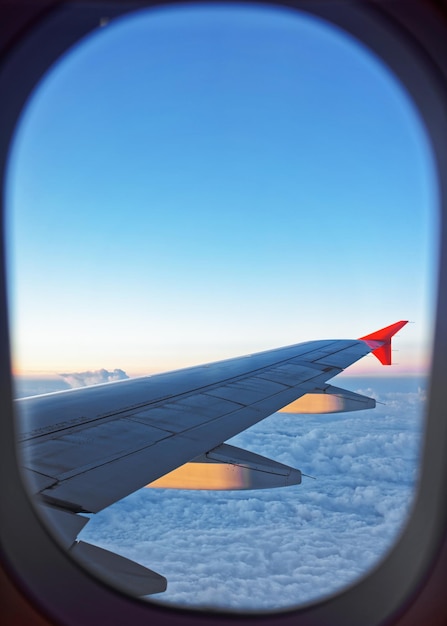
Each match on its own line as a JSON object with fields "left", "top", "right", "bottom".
{"left": 279, "top": 385, "right": 375, "bottom": 414}
{"left": 359, "top": 320, "right": 408, "bottom": 365}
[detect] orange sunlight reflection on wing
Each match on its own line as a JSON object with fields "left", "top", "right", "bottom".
{"left": 146, "top": 462, "right": 249, "bottom": 490}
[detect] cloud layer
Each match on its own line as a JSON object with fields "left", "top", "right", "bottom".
{"left": 78, "top": 375, "right": 425, "bottom": 610}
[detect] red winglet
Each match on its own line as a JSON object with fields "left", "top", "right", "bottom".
{"left": 359, "top": 320, "right": 408, "bottom": 365}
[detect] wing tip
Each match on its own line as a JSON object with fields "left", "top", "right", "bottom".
{"left": 359, "top": 320, "right": 409, "bottom": 365}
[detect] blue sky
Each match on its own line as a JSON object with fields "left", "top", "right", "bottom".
{"left": 5, "top": 2, "right": 438, "bottom": 376}
{"left": 6, "top": 3, "right": 432, "bottom": 609}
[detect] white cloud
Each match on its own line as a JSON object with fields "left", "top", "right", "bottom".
{"left": 77, "top": 375, "right": 425, "bottom": 610}
{"left": 59, "top": 368, "right": 129, "bottom": 388}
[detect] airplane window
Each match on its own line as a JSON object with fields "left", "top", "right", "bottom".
{"left": 5, "top": 1, "right": 438, "bottom": 611}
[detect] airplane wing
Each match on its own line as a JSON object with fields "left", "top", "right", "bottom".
{"left": 14, "top": 321, "right": 408, "bottom": 595}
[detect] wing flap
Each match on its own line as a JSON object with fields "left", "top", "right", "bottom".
{"left": 279, "top": 385, "right": 376, "bottom": 414}
{"left": 70, "top": 541, "right": 167, "bottom": 596}
{"left": 146, "top": 443, "right": 302, "bottom": 490}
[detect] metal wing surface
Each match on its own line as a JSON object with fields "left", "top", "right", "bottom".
{"left": 14, "top": 322, "right": 407, "bottom": 595}
{"left": 18, "top": 338, "right": 372, "bottom": 514}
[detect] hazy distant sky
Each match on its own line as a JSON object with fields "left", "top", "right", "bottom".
{"left": 5, "top": 2, "right": 438, "bottom": 376}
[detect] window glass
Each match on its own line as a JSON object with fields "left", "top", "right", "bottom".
{"left": 6, "top": 2, "right": 437, "bottom": 610}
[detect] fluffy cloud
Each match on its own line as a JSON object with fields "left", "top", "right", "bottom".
{"left": 59, "top": 368, "right": 129, "bottom": 388}
{"left": 77, "top": 374, "right": 426, "bottom": 610}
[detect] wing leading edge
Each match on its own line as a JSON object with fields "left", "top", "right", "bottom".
{"left": 15, "top": 321, "right": 408, "bottom": 595}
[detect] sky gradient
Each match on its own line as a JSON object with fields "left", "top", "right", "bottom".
{"left": 5, "top": 3, "right": 438, "bottom": 377}
{"left": 6, "top": 4, "right": 433, "bottom": 610}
